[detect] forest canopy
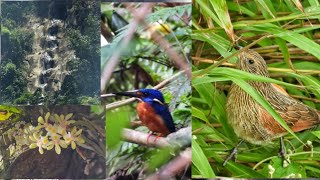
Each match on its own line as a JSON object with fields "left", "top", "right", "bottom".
{"left": 1, "top": 0, "right": 100, "bottom": 105}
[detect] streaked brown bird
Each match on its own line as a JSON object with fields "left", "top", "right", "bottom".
{"left": 225, "top": 49, "right": 320, "bottom": 164}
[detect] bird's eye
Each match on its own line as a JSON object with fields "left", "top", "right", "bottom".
{"left": 143, "top": 92, "right": 148, "bottom": 96}
{"left": 248, "top": 59, "right": 254, "bottom": 64}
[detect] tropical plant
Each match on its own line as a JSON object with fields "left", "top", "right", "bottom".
{"left": 102, "top": 3, "right": 192, "bottom": 179}
{"left": 0, "top": 105, "right": 106, "bottom": 178}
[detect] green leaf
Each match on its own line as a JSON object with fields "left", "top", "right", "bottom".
{"left": 244, "top": 23, "right": 320, "bottom": 60}
{"left": 288, "top": 74, "right": 320, "bottom": 98}
{"left": 147, "top": 4, "right": 191, "bottom": 23}
{"left": 192, "top": 32, "right": 233, "bottom": 58}
{"left": 192, "top": 139, "right": 216, "bottom": 178}
{"left": 308, "top": 0, "right": 320, "bottom": 6}
{"left": 147, "top": 148, "right": 173, "bottom": 171}
{"left": 195, "top": 0, "right": 222, "bottom": 27}
{"left": 106, "top": 107, "right": 130, "bottom": 149}
{"left": 204, "top": 148, "right": 265, "bottom": 177}
{"left": 227, "top": 1, "right": 256, "bottom": 17}
{"left": 256, "top": 0, "right": 276, "bottom": 18}
{"left": 192, "top": 76, "right": 230, "bottom": 86}
{"left": 269, "top": 61, "right": 320, "bottom": 71}
{"left": 209, "top": 0, "right": 234, "bottom": 40}
{"left": 275, "top": 38, "right": 291, "bottom": 67}
{"left": 311, "top": 131, "right": 320, "bottom": 139}
{"left": 192, "top": 107, "right": 209, "bottom": 123}
{"left": 194, "top": 67, "right": 302, "bottom": 89}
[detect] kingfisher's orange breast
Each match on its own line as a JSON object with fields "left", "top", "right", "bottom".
{"left": 136, "top": 102, "right": 170, "bottom": 136}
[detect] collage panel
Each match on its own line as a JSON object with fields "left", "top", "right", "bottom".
{"left": 1, "top": 0, "right": 100, "bottom": 105}
{"left": 192, "top": 0, "right": 320, "bottom": 179}
{"left": 0, "top": 105, "right": 106, "bottom": 178}
{"left": 0, "top": 0, "right": 105, "bottom": 179}
{"left": 101, "top": 2, "right": 192, "bottom": 179}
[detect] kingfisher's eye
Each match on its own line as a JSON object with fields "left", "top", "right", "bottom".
{"left": 248, "top": 59, "right": 254, "bottom": 64}
{"left": 143, "top": 92, "right": 148, "bottom": 96}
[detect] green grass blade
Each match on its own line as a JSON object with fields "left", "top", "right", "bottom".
{"left": 288, "top": 73, "right": 320, "bottom": 98}
{"left": 227, "top": 1, "right": 256, "bottom": 17}
{"left": 195, "top": 0, "right": 222, "bottom": 27}
{"left": 204, "top": 149, "right": 265, "bottom": 177}
{"left": 193, "top": 83, "right": 238, "bottom": 143}
{"left": 192, "top": 139, "right": 216, "bottom": 178}
{"left": 308, "top": 0, "right": 320, "bottom": 6}
{"left": 255, "top": 0, "right": 276, "bottom": 18}
{"left": 209, "top": 0, "right": 235, "bottom": 41}
{"left": 192, "top": 106, "right": 209, "bottom": 123}
{"left": 192, "top": 32, "right": 233, "bottom": 57}
{"left": 275, "top": 38, "right": 291, "bottom": 68}
{"left": 244, "top": 23, "right": 320, "bottom": 60}
{"left": 204, "top": 67, "right": 303, "bottom": 89}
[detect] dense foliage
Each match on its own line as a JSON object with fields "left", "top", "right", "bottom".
{"left": 192, "top": 0, "right": 320, "bottom": 178}
{"left": 103, "top": 3, "right": 192, "bottom": 179}
{"left": 1, "top": 0, "right": 100, "bottom": 105}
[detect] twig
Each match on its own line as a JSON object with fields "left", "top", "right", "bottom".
{"left": 146, "top": 148, "right": 191, "bottom": 180}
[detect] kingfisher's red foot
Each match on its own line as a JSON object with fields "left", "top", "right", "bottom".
{"left": 146, "top": 133, "right": 155, "bottom": 144}
{"left": 153, "top": 133, "right": 163, "bottom": 142}
{"left": 146, "top": 133, "right": 164, "bottom": 144}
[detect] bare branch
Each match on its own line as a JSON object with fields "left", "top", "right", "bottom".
{"left": 122, "top": 126, "right": 191, "bottom": 148}
{"left": 122, "top": 128, "right": 169, "bottom": 148}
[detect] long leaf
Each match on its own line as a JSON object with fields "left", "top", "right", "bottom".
{"left": 195, "top": 0, "right": 222, "bottom": 27}
{"left": 193, "top": 67, "right": 304, "bottom": 89}
{"left": 192, "top": 139, "right": 216, "bottom": 178}
{"left": 209, "top": 0, "right": 235, "bottom": 41}
{"left": 192, "top": 106, "right": 209, "bottom": 123}
{"left": 244, "top": 23, "right": 320, "bottom": 60}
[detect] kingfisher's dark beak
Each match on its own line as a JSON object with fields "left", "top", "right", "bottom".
{"left": 112, "top": 91, "right": 140, "bottom": 98}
